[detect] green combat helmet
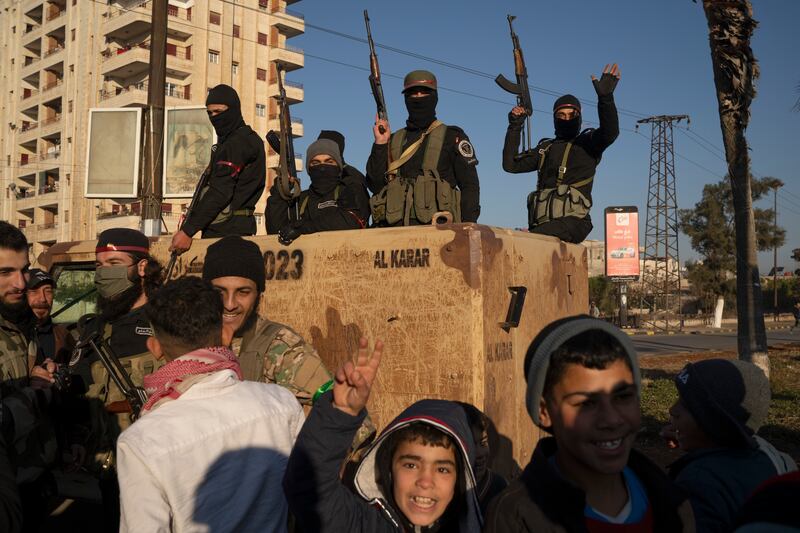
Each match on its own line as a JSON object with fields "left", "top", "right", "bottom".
{"left": 402, "top": 70, "right": 437, "bottom": 92}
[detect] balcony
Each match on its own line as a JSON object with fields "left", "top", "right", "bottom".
{"left": 98, "top": 81, "right": 190, "bottom": 107}
{"left": 21, "top": 55, "right": 42, "bottom": 76}
{"left": 271, "top": 45, "right": 304, "bottom": 72}
{"left": 268, "top": 79, "right": 303, "bottom": 104}
{"left": 39, "top": 150, "right": 61, "bottom": 165}
{"left": 34, "top": 222, "right": 59, "bottom": 243}
{"left": 291, "top": 117, "right": 303, "bottom": 137}
{"left": 101, "top": 44, "right": 150, "bottom": 78}
{"left": 40, "top": 79, "right": 64, "bottom": 97}
{"left": 44, "top": 8, "right": 66, "bottom": 28}
{"left": 39, "top": 114, "right": 62, "bottom": 135}
{"left": 98, "top": 84, "right": 148, "bottom": 107}
{"left": 271, "top": 9, "right": 304, "bottom": 38}
{"left": 22, "top": 24, "right": 43, "bottom": 42}
{"left": 18, "top": 123, "right": 39, "bottom": 143}
{"left": 21, "top": 88, "right": 40, "bottom": 102}
{"left": 13, "top": 189, "right": 38, "bottom": 210}
{"left": 40, "top": 45, "right": 65, "bottom": 69}
{"left": 104, "top": 1, "right": 192, "bottom": 40}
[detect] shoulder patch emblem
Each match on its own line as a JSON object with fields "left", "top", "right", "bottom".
{"left": 135, "top": 326, "right": 153, "bottom": 337}
{"left": 457, "top": 139, "right": 474, "bottom": 158}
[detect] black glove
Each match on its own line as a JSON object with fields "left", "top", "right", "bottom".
{"left": 508, "top": 109, "right": 526, "bottom": 127}
{"left": 278, "top": 225, "right": 302, "bottom": 246}
{"left": 592, "top": 72, "right": 618, "bottom": 98}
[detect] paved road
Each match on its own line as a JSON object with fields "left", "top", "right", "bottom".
{"left": 632, "top": 329, "right": 800, "bottom": 355}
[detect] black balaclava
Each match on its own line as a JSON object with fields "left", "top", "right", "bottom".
{"left": 553, "top": 94, "right": 582, "bottom": 139}
{"left": 405, "top": 90, "right": 438, "bottom": 130}
{"left": 306, "top": 139, "right": 343, "bottom": 196}
{"left": 206, "top": 84, "right": 245, "bottom": 142}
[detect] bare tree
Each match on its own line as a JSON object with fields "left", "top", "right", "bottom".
{"left": 701, "top": 0, "right": 768, "bottom": 373}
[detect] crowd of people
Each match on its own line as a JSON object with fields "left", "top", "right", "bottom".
{"left": 1, "top": 63, "right": 798, "bottom": 532}
{"left": 1, "top": 218, "right": 799, "bottom": 532}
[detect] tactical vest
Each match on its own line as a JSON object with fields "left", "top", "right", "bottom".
{"left": 370, "top": 121, "right": 461, "bottom": 225}
{"left": 298, "top": 184, "right": 342, "bottom": 217}
{"left": 235, "top": 319, "right": 284, "bottom": 382}
{"left": 86, "top": 322, "right": 163, "bottom": 434}
{"left": 197, "top": 128, "right": 256, "bottom": 226}
{"left": 0, "top": 319, "right": 33, "bottom": 384}
{"left": 527, "top": 139, "right": 593, "bottom": 228}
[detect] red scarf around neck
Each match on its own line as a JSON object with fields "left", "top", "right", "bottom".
{"left": 142, "top": 346, "right": 243, "bottom": 413}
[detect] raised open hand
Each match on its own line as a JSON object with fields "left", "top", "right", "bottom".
{"left": 591, "top": 63, "right": 620, "bottom": 97}
{"left": 332, "top": 337, "right": 384, "bottom": 416}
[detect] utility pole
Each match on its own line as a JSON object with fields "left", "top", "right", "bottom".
{"left": 636, "top": 115, "right": 688, "bottom": 332}
{"left": 140, "top": 0, "right": 168, "bottom": 237}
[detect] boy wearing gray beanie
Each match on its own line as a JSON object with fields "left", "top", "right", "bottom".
{"left": 265, "top": 133, "right": 370, "bottom": 245}
{"left": 485, "top": 316, "right": 694, "bottom": 532}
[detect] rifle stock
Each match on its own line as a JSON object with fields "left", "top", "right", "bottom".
{"left": 364, "top": 10, "right": 387, "bottom": 133}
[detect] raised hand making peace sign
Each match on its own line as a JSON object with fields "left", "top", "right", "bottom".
{"left": 332, "top": 337, "right": 384, "bottom": 417}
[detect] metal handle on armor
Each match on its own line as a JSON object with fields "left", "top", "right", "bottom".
{"left": 431, "top": 211, "right": 453, "bottom": 225}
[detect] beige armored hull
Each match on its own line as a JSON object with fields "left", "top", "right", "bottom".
{"left": 41, "top": 224, "right": 587, "bottom": 475}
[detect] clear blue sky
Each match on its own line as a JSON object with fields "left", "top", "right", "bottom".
{"left": 286, "top": 0, "right": 800, "bottom": 272}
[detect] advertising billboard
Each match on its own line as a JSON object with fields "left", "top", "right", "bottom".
{"left": 85, "top": 108, "right": 142, "bottom": 198}
{"left": 163, "top": 106, "right": 215, "bottom": 198}
{"left": 605, "top": 206, "right": 640, "bottom": 282}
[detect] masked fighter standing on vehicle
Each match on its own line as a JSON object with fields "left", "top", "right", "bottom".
{"left": 170, "top": 84, "right": 266, "bottom": 254}
{"left": 503, "top": 64, "right": 620, "bottom": 244}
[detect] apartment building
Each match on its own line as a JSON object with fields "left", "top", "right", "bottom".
{"left": 0, "top": 0, "right": 303, "bottom": 258}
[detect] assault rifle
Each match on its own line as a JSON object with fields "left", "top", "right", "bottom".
{"left": 364, "top": 10, "right": 387, "bottom": 135}
{"left": 76, "top": 315, "right": 148, "bottom": 420}
{"left": 496, "top": 15, "right": 533, "bottom": 152}
{"left": 164, "top": 156, "right": 215, "bottom": 279}
{"left": 266, "top": 64, "right": 301, "bottom": 221}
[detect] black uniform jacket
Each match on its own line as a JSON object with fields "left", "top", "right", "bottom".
{"left": 181, "top": 124, "right": 266, "bottom": 238}
{"left": 283, "top": 392, "right": 483, "bottom": 532}
{"left": 366, "top": 124, "right": 481, "bottom": 223}
{"left": 266, "top": 165, "right": 370, "bottom": 235}
{"left": 502, "top": 94, "right": 619, "bottom": 216}
{"left": 483, "top": 437, "right": 695, "bottom": 533}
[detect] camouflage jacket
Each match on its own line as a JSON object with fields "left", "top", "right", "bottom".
{"left": 0, "top": 316, "right": 35, "bottom": 388}
{"left": 232, "top": 317, "right": 332, "bottom": 405}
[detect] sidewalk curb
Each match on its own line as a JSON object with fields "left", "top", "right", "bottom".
{"left": 624, "top": 324, "right": 795, "bottom": 336}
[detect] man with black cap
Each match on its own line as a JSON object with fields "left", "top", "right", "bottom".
{"left": 26, "top": 269, "right": 73, "bottom": 366}
{"left": 503, "top": 64, "right": 621, "bottom": 243}
{"left": 366, "top": 69, "right": 480, "bottom": 226}
{"left": 170, "top": 84, "right": 266, "bottom": 254}
{"left": 266, "top": 136, "right": 370, "bottom": 244}
{"left": 201, "top": 236, "right": 333, "bottom": 402}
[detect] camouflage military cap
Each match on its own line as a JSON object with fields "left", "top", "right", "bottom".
{"left": 403, "top": 70, "right": 437, "bottom": 93}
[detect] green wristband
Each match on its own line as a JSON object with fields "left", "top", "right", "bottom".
{"left": 312, "top": 379, "right": 335, "bottom": 403}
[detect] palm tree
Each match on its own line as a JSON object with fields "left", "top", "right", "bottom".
{"left": 700, "top": 0, "right": 769, "bottom": 373}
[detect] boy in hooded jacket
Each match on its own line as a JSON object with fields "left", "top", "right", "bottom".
{"left": 283, "top": 338, "right": 483, "bottom": 532}
{"left": 484, "top": 316, "right": 695, "bottom": 533}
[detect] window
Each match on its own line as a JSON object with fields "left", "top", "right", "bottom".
{"left": 166, "top": 43, "right": 177, "bottom": 56}
{"left": 259, "top": 0, "right": 268, "bottom": 10}
{"left": 209, "top": 11, "right": 221, "bottom": 25}
{"left": 165, "top": 83, "right": 177, "bottom": 97}
{"left": 69, "top": 64, "right": 74, "bottom": 74}
{"left": 233, "top": 24, "right": 240, "bottom": 38}
{"left": 256, "top": 104, "right": 266, "bottom": 117}
{"left": 72, "top": 0, "right": 76, "bottom": 5}
{"left": 232, "top": 62, "right": 239, "bottom": 75}
{"left": 258, "top": 32, "right": 267, "bottom": 46}
{"left": 71, "top": 28, "right": 75, "bottom": 41}
{"left": 208, "top": 50, "right": 219, "bottom": 64}
{"left": 256, "top": 68, "right": 267, "bottom": 81}
{"left": 185, "top": 45, "right": 191, "bottom": 60}
{"left": 68, "top": 100, "right": 73, "bottom": 113}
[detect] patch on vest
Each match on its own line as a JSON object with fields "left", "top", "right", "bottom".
{"left": 457, "top": 139, "right": 474, "bottom": 158}
{"left": 317, "top": 200, "right": 337, "bottom": 209}
{"left": 135, "top": 326, "right": 153, "bottom": 337}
